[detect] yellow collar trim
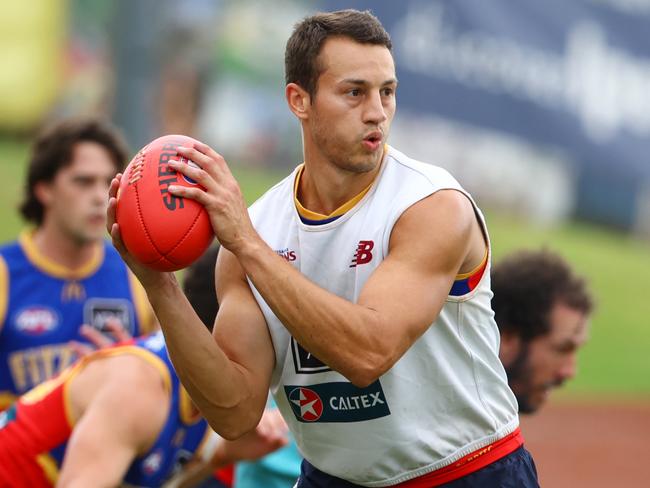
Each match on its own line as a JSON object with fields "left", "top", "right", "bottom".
{"left": 19, "top": 230, "right": 104, "bottom": 280}
{"left": 293, "top": 165, "right": 374, "bottom": 221}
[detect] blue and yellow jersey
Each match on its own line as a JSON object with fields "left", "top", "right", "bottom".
{"left": 0, "top": 332, "right": 209, "bottom": 487}
{"left": 0, "top": 231, "right": 156, "bottom": 409}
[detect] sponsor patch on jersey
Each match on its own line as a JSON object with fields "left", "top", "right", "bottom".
{"left": 274, "top": 248, "right": 297, "bottom": 262}
{"left": 14, "top": 306, "right": 59, "bottom": 335}
{"left": 350, "top": 240, "right": 374, "bottom": 267}
{"left": 83, "top": 298, "right": 135, "bottom": 334}
{"left": 142, "top": 449, "right": 164, "bottom": 475}
{"left": 284, "top": 380, "right": 390, "bottom": 423}
{"left": 291, "top": 338, "right": 331, "bottom": 374}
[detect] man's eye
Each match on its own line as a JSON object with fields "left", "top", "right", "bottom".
{"left": 349, "top": 89, "right": 360, "bottom": 97}
{"left": 382, "top": 88, "right": 394, "bottom": 96}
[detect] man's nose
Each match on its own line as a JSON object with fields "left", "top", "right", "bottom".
{"left": 362, "top": 91, "right": 388, "bottom": 125}
{"left": 558, "top": 354, "right": 577, "bottom": 382}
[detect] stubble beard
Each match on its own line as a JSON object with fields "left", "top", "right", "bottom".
{"left": 504, "top": 342, "right": 539, "bottom": 414}
{"left": 311, "top": 118, "right": 383, "bottom": 175}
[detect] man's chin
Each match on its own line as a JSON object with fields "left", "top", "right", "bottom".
{"left": 516, "top": 389, "right": 551, "bottom": 415}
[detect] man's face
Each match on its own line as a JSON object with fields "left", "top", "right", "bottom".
{"left": 504, "top": 302, "right": 589, "bottom": 414}
{"left": 39, "top": 142, "right": 117, "bottom": 245}
{"left": 306, "top": 37, "right": 397, "bottom": 173}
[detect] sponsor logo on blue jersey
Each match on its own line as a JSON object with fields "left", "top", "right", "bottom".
{"left": 142, "top": 449, "right": 164, "bottom": 475}
{"left": 14, "top": 306, "right": 59, "bottom": 335}
{"left": 284, "top": 380, "right": 390, "bottom": 423}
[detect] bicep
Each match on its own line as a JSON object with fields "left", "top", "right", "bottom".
{"left": 358, "top": 191, "right": 478, "bottom": 346}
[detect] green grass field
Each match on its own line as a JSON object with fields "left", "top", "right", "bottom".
{"left": 2, "top": 137, "right": 649, "bottom": 396}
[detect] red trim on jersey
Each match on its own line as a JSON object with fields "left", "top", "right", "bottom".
{"left": 394, "top": 428, "right": 524, "bottom": 487}
{"left": 214, "top": 465, "right": 234, "bottom": 486}
{"left": 0, "top": 378, "right": 73, "bottom": 486}
{"left": 466, "top": 256, "right": 488, "bottom": 292}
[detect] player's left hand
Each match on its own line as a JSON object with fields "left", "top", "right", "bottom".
{"left": 167, "top": 143, "right": 259, "bottom": 255}
{"left": 68, "top": 318, "right": 133, "bottom": 358}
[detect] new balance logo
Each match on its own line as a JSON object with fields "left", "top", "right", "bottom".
{"left": 350, "top": 240, "right": 374, "bottom": 267}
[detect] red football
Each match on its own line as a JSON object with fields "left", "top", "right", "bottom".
{"left": 116, "top": 134, "right": 213, "bottom": 271}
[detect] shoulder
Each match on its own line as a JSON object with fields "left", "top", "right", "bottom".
{"left": 385, "top": 146, "right": 462, "bottom": 190}
{"left": 248, "top": 169, "right": 298, "bottom": 218}
{"left": 77, "top": 346, "right": 172, "bottom": 417}
{"left": 388, "top": 189, "right": 477, "bottom": 271}
{"left": 0, "top": 239, "right": 25, "bottom": 264}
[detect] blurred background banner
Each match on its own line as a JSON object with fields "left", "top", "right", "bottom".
{"left": 324, "top": 0, "right": 650, "bottom": 234}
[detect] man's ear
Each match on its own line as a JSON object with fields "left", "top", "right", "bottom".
{"left": 499, "top": 330, "right": 522, "bottom": 367}
{"left": 286, "top": 83, "right": 311, "bottom": 120}
{"left": 34, "top": 181, "right": 53, "bottom": 207}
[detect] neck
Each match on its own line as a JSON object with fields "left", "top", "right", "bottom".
{"left": 299, "top": 146, "right": 383, "bottom": 216}
{"left": 33, "top": 222, "right": 99, "bottom": 270}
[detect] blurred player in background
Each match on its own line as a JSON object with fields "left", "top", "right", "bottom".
{"left": 0, "top": 117, "right": 156, "bottom": 409}
{"left": 493, "top": 249, "right": 594, "bottom": 414}
{"left": 0, "top": 246, "right": 288, "bottom": 487}
{"left": 109, "top": 9, "right": 538, "bottom": 487}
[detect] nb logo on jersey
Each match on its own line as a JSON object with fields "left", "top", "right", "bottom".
{"left": 350, "top": 240, "right": 374, "bottom": 267}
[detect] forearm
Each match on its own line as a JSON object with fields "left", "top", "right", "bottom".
{"left": 236, "top": 239, "right": 387, "bottom": 385}
{"left": 145, "top": 278, "right": 261, "bottom": 436}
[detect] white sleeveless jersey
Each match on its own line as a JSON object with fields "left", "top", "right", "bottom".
{"left": 247, "top": 146, "right": 519, "bottom": 487}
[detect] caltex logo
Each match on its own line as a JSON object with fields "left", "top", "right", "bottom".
{"left": 288, "top": 387, "right": 323, "bottom": 422}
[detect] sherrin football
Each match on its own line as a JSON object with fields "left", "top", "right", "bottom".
{"left": 116, "top": 134, "right": 213, "bottom": 271}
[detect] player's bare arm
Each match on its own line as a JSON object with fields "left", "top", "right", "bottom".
{"left": 168, "top": 147, "right": 486, "bottom": 386}
{"left": 56, "top": 355, "right": 169, "bottom": 488}
{"left": 107, "top": 176, "right": 274, "bottom": 437}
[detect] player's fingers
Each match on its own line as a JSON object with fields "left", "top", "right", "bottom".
{"left": 107, "top": 190, "right": 120, "bottom": 226}
{"left": 79, "top": 323, "right": 112, "bottom": 349}
{"left": 110, "top": 222, "right": 130, "bottom": 256}
{"left": 176, "top": 146, "right": 229, "bottom": 178}
{"left": 109, "top": 173, "right": 122, "bottom": 198}
{"left": 167, "top": 185, "right": 212, "bottom": 207}
{"left": 167, "top": 159, "right": 215, "bottom": 191}
{"left": 68, "top": 341, "right": 94, "bottom": 358}
{"left": 191, "top": 140, "right": 225, "bottom": 163}
{"left": 104, "top": 318, "right": 132, "bottom": 342}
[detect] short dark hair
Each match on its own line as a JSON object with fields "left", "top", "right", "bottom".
{"left": 285, "top": 9, "right": 392, "bottom": 98}
{"left": 491, "top": 249, "right": 594, "bottom": 342}
{"left": 183, "top": 245, "right": 220, "bottom": 332}
{"left": 19, "top": 117, "right": 129, "bottom": 226}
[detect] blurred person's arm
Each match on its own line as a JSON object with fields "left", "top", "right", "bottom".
{"left": 168, "top": 408, "right": 289, "bottom": 488}
{"left": 56, "top": 355, "right": 170, "bottom": 488}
